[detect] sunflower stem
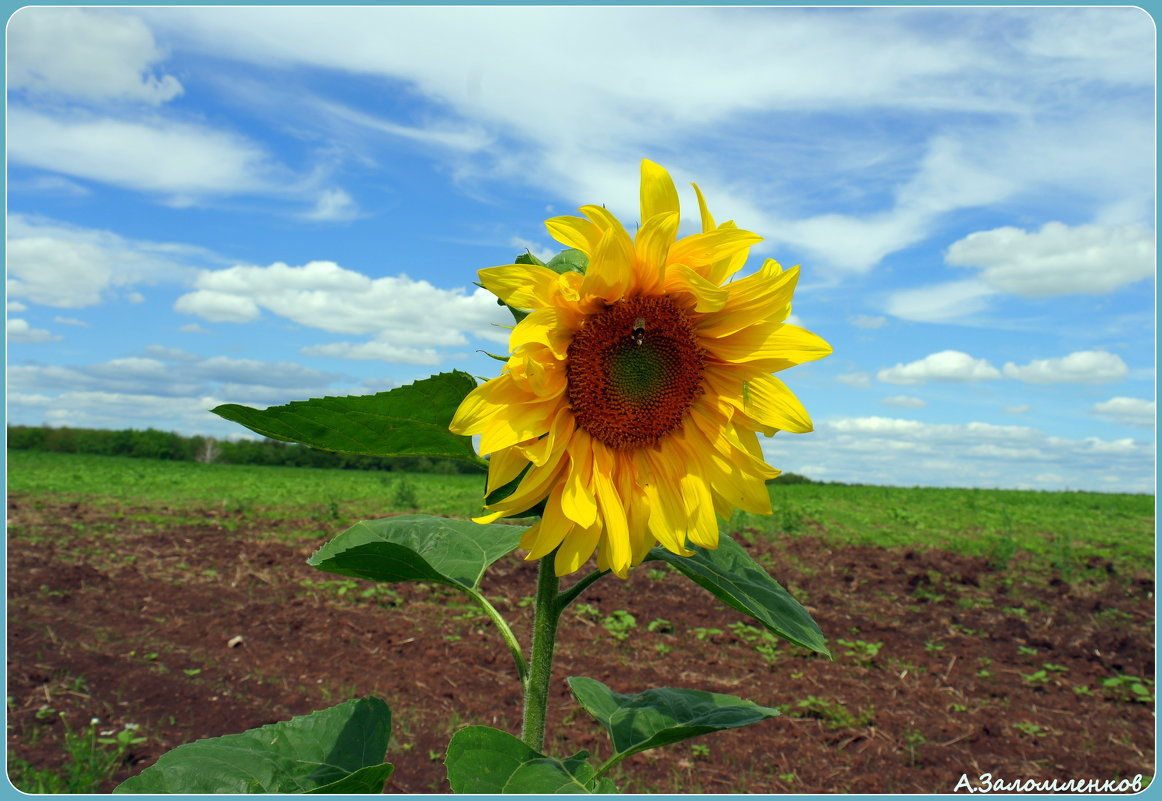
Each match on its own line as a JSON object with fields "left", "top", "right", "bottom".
{"left": 520, "top": 555, "right": 561, "bottom": 751}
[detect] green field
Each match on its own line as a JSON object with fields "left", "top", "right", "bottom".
{"left": 7, "top": 449, "right": 1154, "bottom": 578}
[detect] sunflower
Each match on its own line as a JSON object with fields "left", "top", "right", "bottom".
{"left": 450, "top": 160, "right": 831, "bottom": 578}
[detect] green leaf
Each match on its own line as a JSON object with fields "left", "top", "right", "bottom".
{"left": 567, "top": 677, "right": 779, "bottom": 762}
{"left": 546, "top": 248, "right": 588, "bottom": 274}
{"left": 445, "top": 726, "right": 613, "bottom": 793}
{"left": 308, "top": 514, "right": 525, "bottom": 591}
{"left": 211, "top": 371, "right": 482, "bottom": 466}
{"left": 515, "top": 251, "right": 548, "bottom": 267}
{"left": 115, "top": 697, "right": 392, "bottom": 794}
{"left": 645, "top": 534, "right": 828, "bottom": 656}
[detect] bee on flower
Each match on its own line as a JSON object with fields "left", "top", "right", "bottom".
{"left": 451, "top": 160, "right": 831, "bottom": 578}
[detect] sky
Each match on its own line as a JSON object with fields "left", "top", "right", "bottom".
{"left": 5, "top": 5, "right": 1156, "bottom": 493}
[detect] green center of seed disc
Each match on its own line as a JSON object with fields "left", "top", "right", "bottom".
{"left": 608, "top": 342, "right": 668, "bottom": 403}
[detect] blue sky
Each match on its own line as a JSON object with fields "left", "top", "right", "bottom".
{"left": 6, "top": 5, "right": 1156, "bottom": 493}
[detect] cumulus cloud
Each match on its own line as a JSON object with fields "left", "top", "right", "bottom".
{"left": 946, "top": 221, "right": 1155, "bottom": 297}
{"left": 8, "top": 7, "right": 183, "bottom": 104}
{"left": 6, "top": 215, "right": 201, "bottom": 308}
{"left": 877, "top": 350, "right": 1001, "bottom": 385}
{"left": 1004, "top": 404, "right": 1031, "bottom": 414}
{"left": 174, "top": 260, "right": 511, "bottom": 362}
{"left": 880, "top": 395, "right": 927, "bottom": 409}
{"left": 1002, "top": 350, "right": 1129, "bottom": 384}
{"left": 1092, "top": 396, "right": 1155, "bottom": 428}
{"left": 7, "top": 318, "right": 62, "bottom": 343}
{"left": 850, "top": 314, "right": 887, "bottom": 330}
{"left": 763, "top": 415, "right": 1153, "bottom": 492}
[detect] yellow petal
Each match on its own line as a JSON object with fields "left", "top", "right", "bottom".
{"left": 449, "top": 372, "right": 521, "bottom": 436}
{"left": 479, "top": 264, "right": 560, "bottom": 309}
{"left": 509, "top": 308, "right": 578, "bottom": 360}
{"left": 506, "top": 344, "right": 566, "bottom": 398}
{"left": 523, "top": 480, "right": 572, "bottom": 559}
{"left": 664, "top": 263, "right": 729, "bottom": 313}
{"left": 704, "top": 364, "right": 813, "bottom": 433}
{"left": 697, "top": 261, "right": 798, "bottom": 339}
{"left": 591, "top": 444, "right": 630, "bottom": 577}
{"left": 639, "top": 447, "right": 692, "bottom": 556}
{"left": 580, "top": 223, "right": 635, "bottom": 303}
{"left": 559, "top": 429, "right": 598, "bottom": 529}
{"left": 555, "top": 519, "right": 601, "bottom": 576}
{"left": 633, "top": 210, "right": 679, "bottom": 293}
{"left": 691, "top": 182, "right": 716, "bottom": 233}
{"left": 667, "top": 227, "right": 761, "bottom": 278}
{"left": 486, "top": 445, "right": 529, "bottom": 495}
{"left": 706, "top": 321, "right": 833, "bottom": 370}
{"left": 640, "top": 159, "right": 680, "bottom": 222}
{"left": 545, "top": 215, "right": 601, "bottom": 254}
{"left": 478, "top": 395, "right": 560, "bottom": 456}
{"left": 517, "top": 405, "right": 576, "bottom": 467}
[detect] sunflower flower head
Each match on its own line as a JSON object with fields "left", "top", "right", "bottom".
{"left": 451, "top": 160, "right": 831, "bottom": 578}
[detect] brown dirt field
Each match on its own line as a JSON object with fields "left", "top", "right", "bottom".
{"left": 6, "top": 495, "right": 1155, "bottom": 794}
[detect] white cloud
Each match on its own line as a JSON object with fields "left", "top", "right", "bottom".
{"left": 1002, "top": 350, "right": 1129, "bottom": 384}
{"left": 53, "top": 316, "right": 90, "bottom": 327}
{"left": 764, "top": 415, "right": 1153, "bottom": 492}
{"left": 835, "top": 372, "right": 871, "bottom": 389}
{"left": 7, "top": 318, "right": 62, "bottom": 343}
{"left": 8, "top": 8, "right": 183, "bottom": 104}
{"left": 8, "top": 301, "right": 28, "bottom": 314}
{"left": 139, "top": 7, "right": 1153, "bottom": 271}
{"left": 5, "top": 215, "right": 200, "bottom": 308}
{"left": 946, "top": 221, "right": 1155, "bottom": 297}
{"left": 303, "top": 188, "right": 360, "bottom": 222}
{"left": 881, "top": 395, "right": 927, "bottom": 409}
{"left": 1092, "top": 397, "right": 1155, "bottom": 428}
{"left": 8, "top": 108, "right": 282, "bottom": 197}
{"left": 878, "top": 350, "right": 1001, "bottom": 385}
{"left": 1004, "top": 404, "right": 1031, "bottom": 414}
{"left": 8, "top": 354, "right": 347, "bottom": 407}
{"left": 174, "top": 260, "right": 511, "bottom": 362}
{"left": 884, "top": 280, "right": 997, "bottom": 323}
{"left": 849, "top": 314, "right": 887, "bottom": 330}
{"left": 179, "top": 323, "right": 212, "bottom": 334}
{"left": 301, "top": 341, "right": 443, "bottom": 366}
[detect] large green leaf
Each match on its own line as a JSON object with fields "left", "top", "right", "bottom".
{"left": 645, "top": 534, "right": 828, "bottom": 656}
{"left": 567, "top": 677, "right": 779, "bottom": 762}
{"left": 307, "top": 514, "right": 525, "bottom": 591}
{"left": 545, "top": 248, "right": 588, "bottom": 274}
{"left": 445, "top": 726, "right": 614, "bottom": 794}
{"left": 211, "top": 371, "right": 482, "bottom": 465}
{"left": 115, "top": 697, "right": 392, "bottom": 794}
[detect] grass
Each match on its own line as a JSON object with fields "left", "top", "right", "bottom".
{"left": 8, "top": 449, "right": 1154, "bottom": 576}
{"left": 727, "top": 481, "right": 1153, "bottom": 579}
{"left": 7, "top": 450, "right": 489, "bottom": 525}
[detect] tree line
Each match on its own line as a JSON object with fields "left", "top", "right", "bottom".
{"left": 5, "top": 425, "right": 484, "bottom": 474}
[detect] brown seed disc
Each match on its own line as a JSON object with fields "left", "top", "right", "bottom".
{"left": 566, "top": 295, "right": 706, "bottom": 450}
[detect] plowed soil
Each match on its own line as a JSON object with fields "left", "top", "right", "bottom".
{"left": 6, "top": 496, "right": 1155, "bottom": 793}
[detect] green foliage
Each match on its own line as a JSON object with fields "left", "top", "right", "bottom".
{"left": 7, "top": 424, "right": 485, "bottom": 474}
{"left": 778, "top": 696, "right": 875, "bottom": 729}
{"left": 645, "top": 534, "right": 829, "bottom": 656}
{"left": 444, "top": 726, "right": 613, "bottom": 793}
{"left": 836, "top": 638, "right": 883, "bottom": 667}
{"left": 114, "top": 697, "right": 392, "bottom": 793}
{"left": 1101, "top": 674, "right": 1155, "bottom": 704}
{"left": 567, "top": 677, "right": 780, "bottom": 769}
{"left": 7, "top": 715, "right": 145, "bottom": 794}
{"left": 212, "top": 372, "right": 484, "bottom": 466}
{"left": 600, "top": 610, "right": 637, "bottom": 641}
